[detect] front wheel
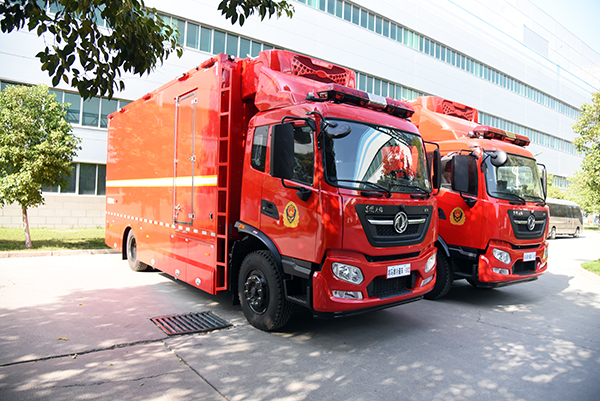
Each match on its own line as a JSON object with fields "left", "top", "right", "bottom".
{"left": 548, "top": 227, "right": 556, "bottom": 240}
{"left": 424, "top": 250, "right": 453, "bottom": 300}
{"left": 573, "top": 227, "right": 580, "bottom": 238}
{"left": 126, "top": 230, "right": 150, "bottom": 272}
{"left": 238, "top": 251, "right": 292, "bottom": 331}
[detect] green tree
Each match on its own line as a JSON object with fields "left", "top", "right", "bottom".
{"left": 0, "top": 85, "right": 81, "bottom": 248}
{"left": 0, "top": 0, "right": 294, "bottom": 100}
{"left": 565, "top": 171, "right": 600, "bottom": 214}
{"left": 572, "top": 91, "right": 600, "bottom": 212}
{"left": 218, "top": 0, "right": 294, "bottom": 26}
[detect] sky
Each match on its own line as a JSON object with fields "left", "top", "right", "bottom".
{"left": 529, "top": 0, "right": 600, "bottom": 54}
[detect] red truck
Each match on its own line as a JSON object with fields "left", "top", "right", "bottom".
{"left": 105, "top": 50, "right": 441, "bottom": 331}
{"left": 409, "top": 96, "right": 549, "bottom": 299}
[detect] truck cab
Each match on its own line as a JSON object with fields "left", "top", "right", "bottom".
{"left": 409, "top": 96, "right": 549, "bottom": 298}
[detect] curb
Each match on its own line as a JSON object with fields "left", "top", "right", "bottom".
{"left": 0, "top": 248, "right": 120, "bottom": 259}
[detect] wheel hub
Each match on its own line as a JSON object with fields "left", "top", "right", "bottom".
{"left": 244, "top": 272, "right": 268, "bottom": 314}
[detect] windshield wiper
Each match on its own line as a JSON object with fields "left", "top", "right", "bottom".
{"left": 390, "top": 182, "right": 431, "bottom": 197}
{"left": 523, "top": 194, "right": 546, "bottom": 205}
{"left": 333, "top": 179, "right": 392, "bottom": 198}
{"left": 493, "top": 191, "right": 526, "bottom": 205}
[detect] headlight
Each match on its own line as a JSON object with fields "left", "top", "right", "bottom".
{"left": 492, "top": 248, "right": 511, "bottom": 265}
{"left": 332, "top": 262, "right": 364, "bottom": 285}
{"left": 425, "top": 253, "right": 436, "bottom": 273}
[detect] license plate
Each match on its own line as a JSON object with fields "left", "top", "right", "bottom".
{"left": 523, "top": 252, "right": 536, "bottom": 262}
{"left": 387, "top": 264, "right": 411, "bottom": 279}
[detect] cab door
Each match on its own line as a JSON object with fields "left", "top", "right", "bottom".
{"left": 260, "top": 123, "right": 319, "bottom": 263}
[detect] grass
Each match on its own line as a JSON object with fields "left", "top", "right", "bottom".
{"left": 582, "top": 260, "right": 600, "bottom": 276}
{"left": 584, "top": 224, "right": 598, "bottom": 232}
{"left": 0, "top": 227, "right": 109, "bottom": 252}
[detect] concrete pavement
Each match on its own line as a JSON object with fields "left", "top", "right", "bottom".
{"left": 1, "top": 232, "right": 600, "bottom": 400}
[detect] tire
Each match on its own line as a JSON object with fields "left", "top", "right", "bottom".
{"left": 126, "top": 230, "right": 150, "bottom": 272}
{"left": 238, "top": 250, "right": 292, "bottom": 331}
{"left": 548, "top": 227, "right": 556, "bottom": 240}
{"left": 424, "top": 250, "right": 453, "bottom": 300}
{"left": 573, "top": 227, "right": 580, "bottom": 238}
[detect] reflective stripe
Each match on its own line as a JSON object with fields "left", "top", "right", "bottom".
{"left": 106, "top": 175, "right": 217, "bottom": 188}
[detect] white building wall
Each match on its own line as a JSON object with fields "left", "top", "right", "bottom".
{"left": 1, "top": 0, "right": 598, "bottom": 227}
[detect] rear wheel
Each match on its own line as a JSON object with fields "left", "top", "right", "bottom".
{"left": 549, "top": 227, "right": 556, "bottom": 240}
{"left": 238, "top": 250, "right": 292, "bottom": 331}
{"left": 424, "top": 250, "right": 453, "bottom": 300}
{"left": 126, "top": 230, "right": 150, "bottom": 272}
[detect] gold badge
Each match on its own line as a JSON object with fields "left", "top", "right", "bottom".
{"left": 450, "top": 207, "right": 466, "bottom": 226}
{"left": 283, "top": 201, "right": 299, "bottom": 228}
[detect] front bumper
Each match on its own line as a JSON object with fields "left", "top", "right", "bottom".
{"left": 311, "top": 246, "right": 437, "bottom": 314}
{"left": 477, "top": 240, "right": 549, "bottom": 284}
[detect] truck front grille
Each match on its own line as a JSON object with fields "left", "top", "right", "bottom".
{"left": 508, "top": 209, "right": 548, "bottom": 240}
{"left": 356, "top": 204, "right": 433, "bottom": 248}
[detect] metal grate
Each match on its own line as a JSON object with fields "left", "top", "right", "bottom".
{"left": 151, "top": 311, "right": 231, "bottom": 336}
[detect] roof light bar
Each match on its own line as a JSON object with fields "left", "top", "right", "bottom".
{"left": 308, "top": 83, "right": 414, "bottom": 119}
{"left": 468, "top": 125, "right": 530, "bottom": 147}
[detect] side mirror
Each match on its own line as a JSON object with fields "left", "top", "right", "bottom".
{"left": 432, "top": 148, "right": 442, "bottom": 190}
{"left": 271, "top": 123, "right": 294, "bottom": 180}
{"left": 490, "top": 150, "right": 508, "bottom": 167}
{"left": 451, "top": 154, "right": 478, "bottom": 207}
{"left": 538, "top": 163, "right": 547, "bottom": 199}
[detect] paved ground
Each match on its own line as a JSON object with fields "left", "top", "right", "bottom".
{"left": 1, "top": 231, "right": 599, "bottom": 400}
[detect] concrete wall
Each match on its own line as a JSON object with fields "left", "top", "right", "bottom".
{"left": 0, "top": 195, "right": 105, "bottom": 229}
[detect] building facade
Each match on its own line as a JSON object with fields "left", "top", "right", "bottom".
{"left": 1, "top": 0, "right": 598, "bottom": 228}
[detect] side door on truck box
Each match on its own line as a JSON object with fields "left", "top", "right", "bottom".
{"left": 260, "top": 123, "right": 319, "bottom": 262}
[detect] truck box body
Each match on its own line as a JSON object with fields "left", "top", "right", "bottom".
{"left": 410, "top": 96, "right": 549, "bottom": 297}
{"left": 106, "top": 51, "right": 439, "bottom": 330}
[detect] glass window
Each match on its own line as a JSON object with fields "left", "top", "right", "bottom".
{"left": 213, "top": 30, "right": 226, "bottom": 54}
{"left": 263, "top": 44, "right": 273, "bottom": 51}
{"left": 335, "top": 0, "right": 342, "bottom": 18}
{"left": 352, "top": 6, "right": 359, "bottom": 24}
{"left": 343, "top": 2, "right": 351, "bottom": 21}
{"left": 200, "top": 27, "right": 212, "bottom": 52}
{"left": 366, "top": 76, "right": 373, "bottom": 93}
{"left": 226, "top": 33, "right": 238, "bottom": 56}
{"left": 327, "top": 0, "right": 335, "bottom": 15}
{"left": 358, "top": 73, "right": 366, "bottom": 91}
{"left": 292, "top": 125, "right": 314, "bottom": 185}
{"left": 390, "top": 23, "right": 396, "bottom": 40}
{"left": 48, "top": 89, "right": 63, "bottom": 102}
{"left": 62, "top": 164, "right": 77, "bottom": 193}
{"left": 251, "top": 41, "right": 262, "bottom": 57}
{"left": 174, "top": 18, "right": 185, "bottom": 46}
{"left": 381, "top": 81, "right": 388, "bottom": 97}
{"left": 64, "top": 92, "right": 81, "bottom": 124}
{"left": 97, "top": 164, "right": 106, "bottom": 195}
{"left": 239, "top": 38, "right": 251, "bottom": 58}
{"left": 79, "top": 163, "right": 97, "bottom": 195}
{"left": 251, "top": 126, "right": 269, "bottom": 172}
{"left": 100, "top": 98, "right": 118, "bottom": 128}
{"left": 374, "top": 78, "right": 381, "bottom": 95}
{"left": 186, "top": 22, "right": 199, "bottom": 49}
{"left": 368, "top": 13, "right": 374, "bottom": 31}
{"left": 360, "top": 9, "right": 367, "bottom": 28}
{"left": 318, "top": 0, "right": 326, "bottom": 11}
{"left": 375, "top": 16, "right": 382, "bottom": 34}
{"left": 383, "top": 20, "right": 389, "bottom": 37}
{"left": 82, "top": 97, "right": 100, "bottom": 127}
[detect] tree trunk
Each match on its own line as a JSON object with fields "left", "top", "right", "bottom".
{"left": 22, "top": 206, "right": 32, "bottom": 249}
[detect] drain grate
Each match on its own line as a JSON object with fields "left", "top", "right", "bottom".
{"left": 151, "top": 311, "right": 231, "bottom": 335}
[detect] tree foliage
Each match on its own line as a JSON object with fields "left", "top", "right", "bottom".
{"left": 0, "top": 0, "right": 182, "bottom": 100}
{"left": 218, "top": 0, "right": 294, "bottom": 26}
{"left": 0, "top": 84, "right": 81, "bottom": 247}
{"left": 572, "top": 91, "right": 600, "bottom": 213}
{"left": 0, "top": 1, "right": 295, "bottom": 100}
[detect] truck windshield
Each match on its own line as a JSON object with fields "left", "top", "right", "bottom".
{"left": 323, "top": 121, "right": 430, "bottom": 194}
{"left": 484, "top": 153, "right": 544, "bottom": 203}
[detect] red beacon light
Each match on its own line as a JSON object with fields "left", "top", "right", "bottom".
{"left": 307, "top": 83, "right": 415, "bottom": 119}
{"left": 468, "top": 125, "right": 530, "bottom": 147}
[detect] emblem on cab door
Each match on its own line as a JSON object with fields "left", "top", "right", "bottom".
{"left": 283, "top": 201, "right": 299, "bottom": 228}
